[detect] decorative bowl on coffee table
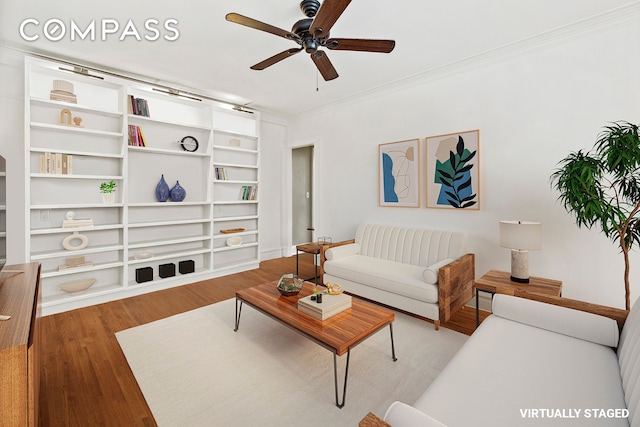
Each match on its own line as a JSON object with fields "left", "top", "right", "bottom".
{"left": 277, "top": 273, "right": 303, "bottom": 296}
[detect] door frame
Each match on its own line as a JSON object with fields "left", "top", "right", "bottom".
{"left": 285, "top": 138, "right": 316, "bottom": 256}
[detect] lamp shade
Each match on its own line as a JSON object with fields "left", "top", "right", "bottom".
{"left": 499, "top": 221, "right": 542, "bottom": 251}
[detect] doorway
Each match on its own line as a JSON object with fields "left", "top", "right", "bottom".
{"left": 292, "top": 146, "right": 314, "bottom": 245}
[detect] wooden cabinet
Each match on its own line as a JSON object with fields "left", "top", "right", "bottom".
{"left": 0, "top": 263, "right": 42, "bottom": 426}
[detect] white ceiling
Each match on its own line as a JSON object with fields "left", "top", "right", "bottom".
{"left": 1, "top": 0, "right": 637, "bottom": 115}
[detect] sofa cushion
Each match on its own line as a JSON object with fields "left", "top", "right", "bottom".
{"left": 493, "top": 294, "right": 620, "bottom": 347}
{"left": 414, "top": 315, "right": 628, "bottom": 426}
{"left": 355, "top": 224, "right": 467, "bottom": 268}
{"left": 324, "top": 243, "right": 361, "bottom": 261}
{"left": 423, "top": 258, "right": 454, "bottom": 285}
{"left": 323, "top": 254, "right": 439, "bottom": 304}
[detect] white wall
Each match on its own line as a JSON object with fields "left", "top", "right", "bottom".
{"left": 286, "top": 19, "right": 640, "bottom": 309}
{"left": 0, "top": 47, "right": 26, "bottom": 264}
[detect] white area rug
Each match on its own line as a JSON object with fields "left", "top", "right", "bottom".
{"left": 116, "top": 298, "right": 467, "bottom": 427}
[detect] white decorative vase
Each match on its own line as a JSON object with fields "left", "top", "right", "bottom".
{"left": 102, "top": 192, "right": 115, "bottom": 204}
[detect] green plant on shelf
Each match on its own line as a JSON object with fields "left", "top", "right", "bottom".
{"left": 99, "top": 180, "right": 117, "bottom": 194}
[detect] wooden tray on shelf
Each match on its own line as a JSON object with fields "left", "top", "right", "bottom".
{"left": 220, "top": 228, "right": 245, "bottom": 234}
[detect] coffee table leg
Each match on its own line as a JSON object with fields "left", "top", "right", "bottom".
{"left": 333, "top": 350, "right": 351, "bottom": 409}
{"left": 389, "top": 323, "right": 398, "bottom": 362}
{"left": 234, "top": 299, "right": 243, "bottom": 331}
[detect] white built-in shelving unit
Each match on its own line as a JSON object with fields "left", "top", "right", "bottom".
{"left": 24, "top": 56, "right": 260, "bottom": 313}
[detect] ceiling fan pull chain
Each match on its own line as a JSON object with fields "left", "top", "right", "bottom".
{"left": 316, "top": 69, "right": 319, "bottom": 92}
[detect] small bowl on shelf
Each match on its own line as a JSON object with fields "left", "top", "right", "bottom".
{"left": 276, "top": 274, "right": 303, "bottom": 297}
{"left": 58, "top": 278, "right": 97, "bottom": 296}
{"left": 226, "top": 236, "right": 243, "bottom": 247}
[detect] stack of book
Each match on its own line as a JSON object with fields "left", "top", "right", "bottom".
{"left": 128, "top": 95, "right": 150, "bottom": 117}
{"left": 214, "top": 167, "right": 228, "bottom": 180}
{"left": 39, "top": 152, "right": 73, "bottom": 174}
{"left": 298, "top": 293, "right": 352, "bottom": 320}
{"left": 239, "top": 185, "right": 257, "bottom": 200}
{"left": 128, "top": 125, "right": 147, "bottom": 147}
{"left": 49, "top": 80, "right": 77, "bottom": 104}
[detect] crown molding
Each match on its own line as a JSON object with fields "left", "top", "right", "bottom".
{"left": 290, "top": 1, "right": 640, "bottom": 117}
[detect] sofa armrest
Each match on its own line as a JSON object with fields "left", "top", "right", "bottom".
{"left": 319, "top": 239, "right": 355, "bottom": 284}
{"left": 493, "top": 294, "right": 621, "bottom": 347}
{"left": 437, "top": 253, "right": 474, "bottom": 326}
{"left": 512, "top": 290, "right": 629, "bottom": 331}
{"left": 383, "top": 402, "right": 447, "bottom": 427}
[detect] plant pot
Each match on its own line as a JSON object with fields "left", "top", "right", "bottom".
{"left": 102, "top": 192, "right": 115, "bottom": 204}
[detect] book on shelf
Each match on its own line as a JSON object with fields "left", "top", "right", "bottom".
{"left": 214, "top": 167, "right": 228, "bottom": 180}
{"left": 128, "top": 125, "right": 147, "bottom": 147}
{"left": 39, "top": 152, "right": 73, "bottom": 174}
{"left": 238, "top": 185, "right": 258, "bottom": 200}
{"left": 128, "top": 95, "right": 151, "bottom": 117}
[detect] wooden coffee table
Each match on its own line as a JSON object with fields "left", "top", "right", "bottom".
{"left": 234, "top": 281, "right": 397, "bottom": 408}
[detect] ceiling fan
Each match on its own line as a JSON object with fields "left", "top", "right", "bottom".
{"left": 226, "top": 0, "right": 395, "bottom": 81}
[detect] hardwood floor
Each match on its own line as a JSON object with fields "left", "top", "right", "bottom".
{"left": 38, "top": 255, "right": 489, "bottom": 426}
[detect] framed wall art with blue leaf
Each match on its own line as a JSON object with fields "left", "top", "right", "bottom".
{"left": 426, "top": 130, "right": 480, "bottom": 210}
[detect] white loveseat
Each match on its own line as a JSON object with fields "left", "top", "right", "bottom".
{"left": 384, "top": 293, "right": 637, "bottom": 426}
{"left": 321, "top": 224, "right": 474, "bottom": 330}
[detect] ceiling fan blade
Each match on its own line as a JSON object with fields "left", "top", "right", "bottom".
{"left": 250, "top": 48, "right": 303, "bottom": 70}
{"left": 226, "top": 13, "right": 299, "bottom": 41}
{"left": 310, "top": 0, "right": 352, "bottom": 38}
{"left": 311, "top": 51, "right": 339, "bottom": 81}
{"left": 325, "top": 38, "right": 395, "bottom": 53}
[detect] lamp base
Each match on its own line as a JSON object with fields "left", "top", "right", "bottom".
{"left": 510, "top": 249, "right": 530, "bottom": 284}
{"left": 510, "top": 275, "right": 530, "bottom": 284}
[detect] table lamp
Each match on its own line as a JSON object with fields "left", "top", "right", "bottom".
{"left": 499, "top": 220, "right": 542, "bottom": 283}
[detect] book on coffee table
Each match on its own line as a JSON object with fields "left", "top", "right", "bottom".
{"left": 297, "top": 293, "right": 352, "bottom": 320}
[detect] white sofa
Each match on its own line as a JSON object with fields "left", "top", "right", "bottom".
{"left": 384, "top": 293, "right": 638, "bottom": 426}
{"left": 321, "top": 224, "right": 474, "bottom": 330}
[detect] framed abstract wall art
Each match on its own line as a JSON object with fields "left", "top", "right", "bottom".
{"left": 426, "top": 130, "right": 480, "bottom": 210}
{"left": 379, "top": 139, "right": 420, "bottom": 207}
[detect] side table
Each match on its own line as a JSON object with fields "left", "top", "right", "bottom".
{"left": 474, "top": 270, "right": 562, "bottom": 326}
{"left": 295, "top": 242, "right": 323, "bottom": 285}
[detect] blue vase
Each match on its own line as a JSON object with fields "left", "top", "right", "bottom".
{"left": 170, "top": 180, "right": 186, "bottom": 202}
{"left": 155, "top": 174, "right": 170, "bottom": 202}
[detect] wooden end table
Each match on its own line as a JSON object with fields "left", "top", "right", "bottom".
{"left": 474, "top": 270, "right": 562, "bottom": 326}
{"left": 295, "top": 242, "right": 323, "bottom": 285}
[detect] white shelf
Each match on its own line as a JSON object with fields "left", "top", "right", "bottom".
{"left": 128, "top": 201, "right": 211, "bottom": 207}
{"left": 31, "top": 224, "right": 124, "bottom": 235}
{"left": 213, "top": 200, "right": 258, "bottom": 205}
{"left": 213, "top": 242, "right": 258, "bottom": 253}
{"left": 214, "top": 180, "right": 258, "bottom": 185}
{"left": 30, "top": 244, "right": 125, "bottom": 260}
{"left": 128, "top": 146, "right": 211, "bottom": 157}
{"left": 41, "top": 261, "right": 125, "bottom": 278}
{"left": 30, "top": 97, "right": 122, "bottom": 118}
{"left": 214, "top": 215, "right": 259, "bottom": 222}
{"left": 128, "top": 235, "right": 211, "bottom": 250}
{"left": 31, "top": 203, "right": 124, "bottom": 209}
{"left": 31, "top": 173, "right": 123, "bottom": 180}
{"left": 213, "top": 162, "right": 257, "bottom": 169}
{"left": 30, "top": 122, "right": 123, "bottom": 138}
{"left": 30, "top": 147, "right": 124, "bottom": 159}
{"left": 129, "top": 114, "right": 211, "bottom": 131}
{"left": 214, "top": 230, "right": 258, "bottom": 239}
{"left": 128, "top": 248, "right": 211, "bottom": 265}
{"left": 42, "top": 284, "right": 124, "bottom": 307}
{"left": 212, "top": 145, "right": 258, "bottom": 154}
{"left": 128, "top": 218, "right": 210, "bottom": 228}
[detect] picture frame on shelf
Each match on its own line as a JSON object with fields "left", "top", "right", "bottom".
{"left": 378, "top": 139, "right": 420, "bottom": 207}
{"left": 426, "top": 129, "right": 480, "bottom": 210}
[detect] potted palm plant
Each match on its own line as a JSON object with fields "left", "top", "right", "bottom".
{"left": 100, "top": 180, "right": 117, "bottom": 204}
{"left": 551, "top": 121, "right": 640, "bottom": 310}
